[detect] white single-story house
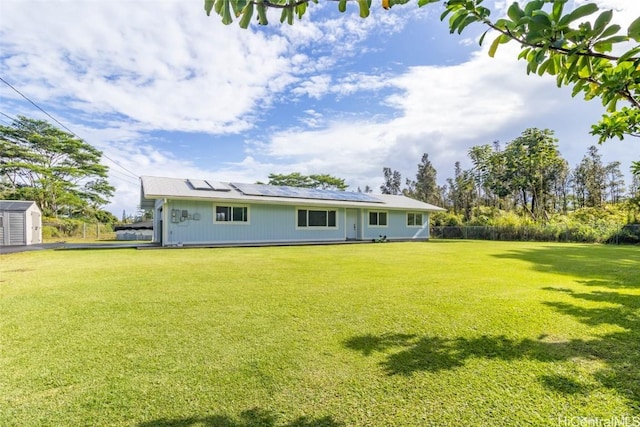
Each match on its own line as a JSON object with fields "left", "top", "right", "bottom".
{"left": 0, "top": 200, "right": 42, "bottom": 246}
{"left": 140, "top": 176, "right": 445, "bottom": 247}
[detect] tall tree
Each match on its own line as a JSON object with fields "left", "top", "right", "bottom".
{"left": 267, "top": 172, "right": 314, "bottom": 187}
{"left": 380, "top": 167, "right": 402, "bottom": 195}
{"left": 267, "top": 172, "right": 347, "bottom": 190}
{"left": 573, "top": 145, "right": 607, "bottom": 208}
{"left": 503, "top": 128, "right": 565, "bottom": 220}
{"left": 447, "top": 161, "right": 476, "bottom": 221}
{"left": 0, "top": 116, "right": 114, "bottom": 218}
{"left": 357, "top": 185, "right": 373, "bottom": 193}
{"left": 413, "top": 153, "right": 440, "bottom": 205}
{"left": 604, "top": 161, "right": 625, "bottom": 204}
{"left": 309, "top": 174, "right": 348, "bottom": 190}
{"left": 552, "top": 159, "right": 572, "bottom": 214}
{"left": 468, "top": 144, "right": 494, "bottom": 207}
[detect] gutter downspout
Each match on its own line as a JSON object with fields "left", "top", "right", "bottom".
{"left": 162, "top": 198, "right": 168, "bottom": 247}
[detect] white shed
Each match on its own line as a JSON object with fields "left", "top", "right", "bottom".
{"left": 0, "top": 201, "right": 42, "bottom": 246}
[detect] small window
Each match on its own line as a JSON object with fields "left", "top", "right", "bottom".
{"left": 297, "top": 209, "right": 337, "bottom": 228}
{"left": 308, "top": 210, "right": 327, "bottom": 227}
{"left": 215, "top": 205, "right": 248, "bottom": 223}
{"left": 297, "top": 209, "right": 307, "bottom": 227}
{"left": 407, "top": 212, "right": 424, "bottom": 227}
{"left": 369, "top": 211, "right": 387, "bottom": 227}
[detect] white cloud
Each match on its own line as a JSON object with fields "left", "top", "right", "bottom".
{"left": 1, "top": 0, "right": 294, "bottom": 133}
{"left": 291, "top": 75, "right": 333, "bottom": 99}
{"left": 1, "top": 0, "right": 638, "bottom": 217}
{"left": 251, "top": 32, "right": 640, "bottom": 190}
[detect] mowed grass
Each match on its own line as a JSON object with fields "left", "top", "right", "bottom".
{"left": 1, "top": 241, "right": 639, "bottom": 426}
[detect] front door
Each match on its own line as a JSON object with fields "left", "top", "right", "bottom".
{"left": 346, "top": 209, "right": 359, "bottom": 240}
{"left": 31, "top": 211, "right": 41, "bottom": 244}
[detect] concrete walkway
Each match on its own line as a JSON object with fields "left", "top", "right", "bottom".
{"left": 0, "top": 242, "right": 158, "bottom": 255}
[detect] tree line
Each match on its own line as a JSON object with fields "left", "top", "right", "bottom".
{"left": 0, "top": 116, "right": 116, "bottom": 222}
{"left": 380, "top": 127, "right": 640, "bottom": 224}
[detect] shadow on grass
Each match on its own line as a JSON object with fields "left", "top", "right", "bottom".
{"left": 493, "top": 244, "right": 640, "bottom": 289}
{"left": 137, "top": 407, "right": 342, "bottom": 427}
{"left": 346, "top": 330, "right": 639, "bottom": 404}
{"left": 345, "top": 244, "right": 640, "bottom": 409}
{"left": 345, "top": 333, "right": 570, "bottom": 375}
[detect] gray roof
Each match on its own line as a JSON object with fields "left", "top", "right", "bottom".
{"left": 0, "top": 200, "right": 39, "bottom": 212}
{"left": 140, "top": 176, "right": 445, "bottom": 212}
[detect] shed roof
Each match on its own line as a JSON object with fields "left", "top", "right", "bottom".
{"left": 140, "top": 176, "right": 445, "bottom": 212}
{"left": 0, "top": 200, "right": 39, "bottom": 212}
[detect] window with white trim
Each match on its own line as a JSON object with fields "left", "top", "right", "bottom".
{"left": 368, "top": 211, "right": 388, "bottom": 227}
{"left": 215, "top": 205, "right": 248, "bottom": 223}
{"left": 297, "top": 209, "right": 337, "bottom": 228}
{"left": 407, "top": 212, "right": 424, "bottom": 227}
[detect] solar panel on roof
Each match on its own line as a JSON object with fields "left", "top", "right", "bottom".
{"left": 187, "top": 179, "right": 231, "bottom": 192}
{"left": 187, "top": 179, "right": 213, "bottom": 191}
{"left": 230, "top": 183, "right": 383, "bottom": 203}
{"left": 206, "top": 181, "right": 231, "bottom": 191}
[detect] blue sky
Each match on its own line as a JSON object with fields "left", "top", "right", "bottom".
{"left": 1, "top": 0, "right": 639, "bottom": 216}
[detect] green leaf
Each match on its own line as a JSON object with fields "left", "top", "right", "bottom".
{"left": 593, "top": 10, "right": 612, "bottom": 34}
{"left": 478, "top": 29, "right": 489, "bottom": 46}
{"left": 238, "top": 1, "right": 254, "bottom": 28}
{"left": 449, "top": 10, "right": 467, "bottom": 33}
{"left": 577, "top": 57, "right": 592, "bottom": 79}
{"left": 593, "top": 41, "right": 612, "bottom": 53}
{"left": 523, "top": 0, "right": 544, "bottom": 17}
{"left": 204, "top": 0, "right": 215, "bottom": 16}
{"left": 598, "top": 24, "right": 621, "bottom": 39}
{"left": 596, "top": 35, "right": 628, "bottom": 46}
{"left": 517, "top": 47, "right": 531, "bottom": 60}
{"left": 418, "top": 0, "right": 440, "bottom": 6}
{"left": 530, "top": 13, "right": 552, "bottom": 29}
{"left": 628, "top": 15, "right": 640, "bottom": 42}
{"left": 457, "top": 15, "right": 478, "bottom": 34}
{"left": 551, "top": 0, "right": 564, "bottom": 23}
{"left": 534, "top": 48, "right": 547, "bottom": 64}
{"left": 526, "top": 60, "right": 537, "bottom": 75}
{"left": 222, "top": 0, "right": 233, "bottom": 25}
{"left": 572, "top": 79, "right": 586, "bottom": 97}
{"left": 357, "top": 0, "right": 370, "bottom": 18}
{"left": 537, "top": 58, "right": 550, "bottom": 76}
{"left": 476, "top": 6, "right": 491, "bottom": 19}
{"left": 214, "top": 0, "right": 224, "bottom": 15}
{"left": 619, "top": 45, "right": 640, "bottom": 62}
{"left": 494, "top": 18, "right": 510, "bottom": 30}
{"left": 558, "top": 3, "right": 598, "bottom": 27}
{"left": 507, "top": 2, "right": 524, "bottom": 22}
{"left": 256, "top": 0, "right": 268, "bottom": 25}
{"left": 542, "top": 56, "right": 558, "bottom": 76}
{"left": 488, "top": 35, "right": 501, "bottom": 58}
{"left": 231, "top": 0, "right": 246, "bottom": 17}
{"left": 287, "top": 6, "right": 294, "bottom": 24}
{"left": 296, "top": 2, "right": 306, "bottom": 19}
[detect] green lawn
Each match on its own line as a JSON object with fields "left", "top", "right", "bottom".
{"left": 1, "top": 241, "right": 639, "bottom": 426}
